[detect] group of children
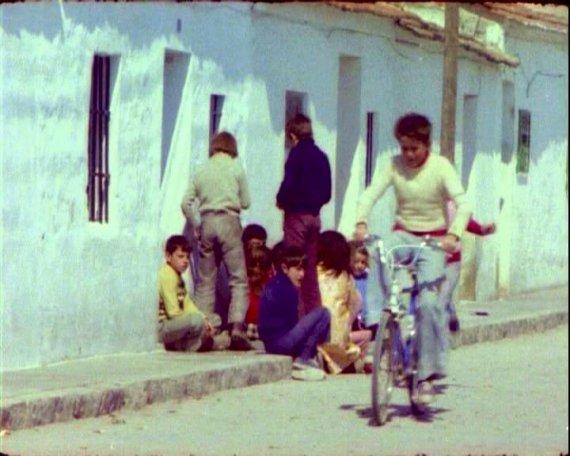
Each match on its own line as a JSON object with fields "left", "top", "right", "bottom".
{"left": 156, "top": 115, "right": 328, "bottom": 360}
{"left": 157, "top": 111, "right": 496, "bottom": 389}
{"left": 157, "top": 223, "right": 374, "bottom": 379}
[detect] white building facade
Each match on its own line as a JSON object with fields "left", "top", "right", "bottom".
{"left": 1, "top": 2, "right": 567, "bottom": 370}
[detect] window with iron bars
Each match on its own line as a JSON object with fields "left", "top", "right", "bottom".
{"left": 209, "top": 94, "right": 225, "bottom": 141}
{"left": 86, "top": 55, "right": 111, "bottom": 223}
{"left": 365, "top": 112, "right": 377, "bottom": 187}
{"left": 516, "top": 109, "right": 531, "bottom": 174}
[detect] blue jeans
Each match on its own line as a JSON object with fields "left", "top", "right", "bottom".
{"left": 378, "top": 231, "right": 447, "bottom": 382}
{"left": 363, "top": 245, "right": 387, "bottom": 327}
{"left": 439, "top": 261, "right": 461, "bottom": 318}
{"left": 264, "top": 307, "right": 331, "bottom": 362}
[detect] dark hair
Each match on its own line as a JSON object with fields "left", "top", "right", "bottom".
{"left": 210, "top": 131, "right": 238, "bottom": 157}
{"left": 270, "top": 240, "right": 286, "bottom": 270}
{"left": 349, "top": 240, "right": 369, "bottom": 260}
{"left": 394, "top": 113, "right": 432, "bottom": 145}
{"left": 317, "top": 230, "right": 351, "bottom": 276}
{"left": 242, "top": 224, "right": 268, "bottom": 244}
{"left": 165, "top": 235, "right": 191, "bottom": 255}
{"left": 286, "top": 113, "right": 313, "bottom": 141}
{"left": 279, "top": 244, "right": 307, "bottom": 269}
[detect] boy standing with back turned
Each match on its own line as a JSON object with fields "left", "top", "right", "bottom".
{"left": 277, "top": 113, "right": 332, "bottom": 317}
{"left": 181, "top": 131, "right": 252, "bottom": 351}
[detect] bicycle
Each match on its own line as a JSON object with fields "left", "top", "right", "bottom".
{"left": 365, "top": 234, "right": 442, "bottom": 426}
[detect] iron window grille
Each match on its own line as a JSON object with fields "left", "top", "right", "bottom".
{"left": 209, "top": 94, "right": 225, "bottom": 140}
{"left": 365, "top": 112, "right": 376, "bottom": 187}
{"left": 516, "top": 109, "right": 531, "bottom": 174}
{"left": 86, "top": 55, "right": 111, "bottom": 223}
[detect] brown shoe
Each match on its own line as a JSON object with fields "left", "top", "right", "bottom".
{"left": 212, "top": 330, "right": 231, "bottom": 351}
{"left": 229, "top": 330, "right": 253, "bottom": 351}
{"left": 197, "top": 334, "right": 214, "bottom": 352}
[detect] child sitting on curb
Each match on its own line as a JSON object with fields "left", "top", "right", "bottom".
{"left": 349, "top": 241, "right": 371, "bottom": 331}
{"left": 316, "top": 231, "right": 372, "bottom": 374}
{"left": 258, "top": 244, "right": 330, "bottom": 381}
{"left": 244, "top": 244, "right": 273, "bottom": 340}
{"left": 158, "top": 235, "right": 216, "bottom": 352}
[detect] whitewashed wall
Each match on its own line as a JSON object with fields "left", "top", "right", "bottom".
{"left": 502, "top": 28, "right": 569, "bottom": 292}
{"left": 1, "top": 2, "right": 255, "bottom": 370}
{"left": 1, "top": 2, "right": 567, "bottom": 370}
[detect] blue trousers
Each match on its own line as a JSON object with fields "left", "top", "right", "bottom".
{"left": 264, "top": 307, "right": 331, "bottom": 362}
{"left": 377, "top": 231, "right": 448, "bottom": 382}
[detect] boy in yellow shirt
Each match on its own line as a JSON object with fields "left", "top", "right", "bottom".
{"left": 158, "top": 235, "right": 215, "bottom": 352}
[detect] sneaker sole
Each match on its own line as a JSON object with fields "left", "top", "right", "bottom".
{"left": 291, "top": 371, "right": 325, "bottom": 381}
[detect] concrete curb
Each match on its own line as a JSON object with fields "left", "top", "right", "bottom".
{"left": 1, "top": 307, "right": 567, "bottom": 432}
{"left": 1, "top": 357, "right": 291, "bottom": 431}
{"left": 449, "top": 309, "right": 568, "bottom": 349}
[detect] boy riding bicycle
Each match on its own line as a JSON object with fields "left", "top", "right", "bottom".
{"left": 354, "top": 113, "right": 471, "bottom": 404}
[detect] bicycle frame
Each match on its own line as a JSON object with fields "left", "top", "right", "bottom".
{"left": 367, "top": 233, "right": 441, "bottom": 424}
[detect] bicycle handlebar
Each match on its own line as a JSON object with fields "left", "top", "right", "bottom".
{"left": 362, "top": 233, "right": 447, "bottom": 276}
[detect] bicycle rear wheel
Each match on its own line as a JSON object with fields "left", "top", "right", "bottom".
{"left": 371, "top": 314, "right": 396, "bottom": 426}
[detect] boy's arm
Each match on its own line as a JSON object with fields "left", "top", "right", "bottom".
{"left": 467, "top": 217, "right": 496, "bottom": 236}
{"left": 356, "top": 160, "right": 393, "bottom": 225}
{"left": 441, "top": 158, "right": 472, "bottom": 239}
{"left": 182, "top": 294, "right": 204, "bottom": 317}
{"left": 159, "top": 268, "right": 184, "bottom": 319}
{"left": 276, "top": 150, "right": 300, "bottom": 210}
{"left": 322, "top": 155, "right": 332, "bottom": 206}
{"left": 237, "top": 161, "right": 251, "bottom": 210}
{"left": 181, "top": 179, "right": 200, "bottom": 227}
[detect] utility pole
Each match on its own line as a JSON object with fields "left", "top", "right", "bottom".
{"left": 440, "top": 3, "right": 459, "bottom": 163}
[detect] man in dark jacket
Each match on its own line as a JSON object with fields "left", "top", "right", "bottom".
{"left": 277, "top": 113, "right": 332, "bottom": 316}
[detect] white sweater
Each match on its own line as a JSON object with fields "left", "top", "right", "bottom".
{"left": 356, "top": 154, "right": 471, "bottom": 238}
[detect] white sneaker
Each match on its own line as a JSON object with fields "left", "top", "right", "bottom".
{"left": 415, "top": 381, "right": 434, "bottom": 404}
{"left": 293, "top": 357, "right": 320, "bottom": 370}
{"left": 291, "top": 366, "right": 325, "bottom": 381}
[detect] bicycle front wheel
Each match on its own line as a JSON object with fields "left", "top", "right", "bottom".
{"left": 371, "top": 314, "right": 396, "bottom": 426}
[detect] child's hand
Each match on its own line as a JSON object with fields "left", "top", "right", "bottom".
{"left": 440, "top": 234, "right": 459, "bottom": 254}
{"left": 483, "top": 223, "right": 496, "bottom": 235}
{"left": 204, "top": 319, "right": 215, "bottom": 336}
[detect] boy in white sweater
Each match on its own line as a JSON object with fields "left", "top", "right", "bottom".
{"left": 354, "top": 113, "right": 471, "bottom": 405}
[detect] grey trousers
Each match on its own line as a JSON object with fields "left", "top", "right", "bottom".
{"left": 195, "top": 213, "right": 248, "bottom": 325}
{"left": 158, "top": 312, "right": 205, "bottom": 352}
{"left": 379, "top": 231, "right": 448, "bottom": 382}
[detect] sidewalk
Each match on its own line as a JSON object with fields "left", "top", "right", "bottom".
{"left": 450, "top": 286, "right": 568, "bottom": 348}
{"left": 1, "top": 286, "right": 567, "bottom": 432}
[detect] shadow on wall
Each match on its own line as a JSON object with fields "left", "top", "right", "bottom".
{"left": 3, "top": 3, "right": 254, "bottom": 85}
{"left": 161, "top": 50, "right": 191, "bottom": 183}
